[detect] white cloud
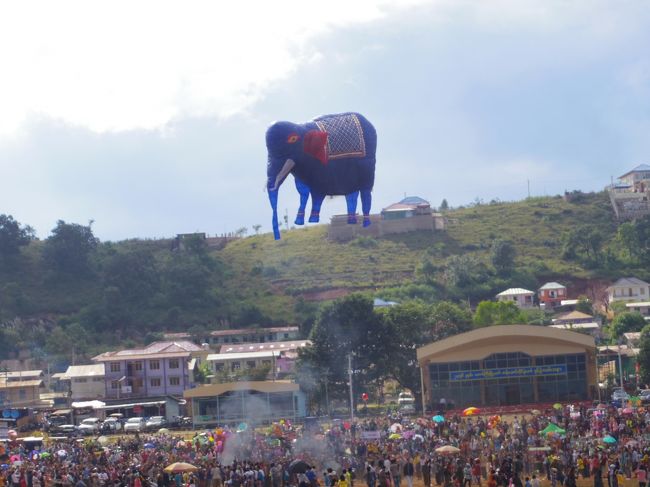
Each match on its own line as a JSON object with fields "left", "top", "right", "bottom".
{"left": 0, "top": 0, "right": 431, "bottom": 136}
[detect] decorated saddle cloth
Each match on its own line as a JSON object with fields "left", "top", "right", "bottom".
{"left": 314, "top": 113, "right": 366, "bottom": 160}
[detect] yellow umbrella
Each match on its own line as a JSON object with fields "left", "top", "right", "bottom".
{"left": 389, "top": 433, "right": 402, "bottom": 440}
{"left": 435, "top": 445, "right": 460, "bottom": 454}
{"left": 463, "top": 407, "right": 480, "bottom": 416}
{"left": 163, "top": 462, "right": 199, "bottom": 474}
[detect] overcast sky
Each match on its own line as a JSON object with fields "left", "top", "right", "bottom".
{"left": 1, "top": 0, "right": 649, "bottom": 241}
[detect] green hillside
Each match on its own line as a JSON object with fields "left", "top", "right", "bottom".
{"left": 2, "top": 190, "right": 648, "bottom": 364}
{"left": 222, "top": 191, "right": 618, "bottom": 297}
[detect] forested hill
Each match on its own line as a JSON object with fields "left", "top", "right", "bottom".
{"left": 1, "top": 190, "right": 649, "bottom": 366}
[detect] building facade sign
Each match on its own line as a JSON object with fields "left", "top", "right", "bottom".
{"left": 449, "top": 364, "right": 567, "bottom": 382}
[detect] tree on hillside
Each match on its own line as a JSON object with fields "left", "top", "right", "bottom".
{"left": 473, "top": 300, "right": 525, "bottom": 326}
{"left": 637, "top": 325, "right": 650, "bottom": 385}
{"left": 162, "top": 254, "right": 214, "bottom": 311}
{"left": 490, "top": 239, "right": 516, "bottom": 276}
{"left": 561, "top": 225, "right": 606, "bottom": 264}
{"left": 609, "top": 311, "right": 647, "bottom": 339}
{"left": 439, "top": 199, "right": 449, "bottom": 211}
{"left": 252, "top": 224, "right": 262, "bottom": 235}
{"left": 429, "top": 301, "right": 473, "bottom": 341}
{"left": 43, "top": 220, "right": 99, "bottom": 276}
{"left": 443, "top": 255, "right": 487, "bottom": 289}
{"left": 617, "top": 215, "right": 650, "bottom": 264}
{"left": 297, "top": 294, "right": 389, "bottom": 408}
{"left": 102, "top": 248, "right": 160, "bottom": 306}
{"left": 0, "top": 214, "right": 35, "bottom": 266}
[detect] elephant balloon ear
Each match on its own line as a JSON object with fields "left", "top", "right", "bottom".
{"left": 303, "top": 130, "right": 328, "bottom": 165}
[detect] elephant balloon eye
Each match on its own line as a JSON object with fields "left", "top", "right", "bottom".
{"left": 286, "top": 133, "right": 300, "bottom": 144}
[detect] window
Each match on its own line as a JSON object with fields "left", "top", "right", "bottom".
{"left": 642, "top": 288, "right": 646, "bottom": 295}
{"left": 246, "top": 361, "right": 256, "bottom": 369}
{"left": 169, "top": 377, "right": 180, "bottom": 386}
{"left": 19, "top": 389, "right": 26, "bottom": 400}
{"left": 232, "top": 361, "right": 241, "bottom": 370}
{"left": 168, "top": 359, "right": 179, "bottom": 369}
{"left": 262, "top": 360, "right": 271, "bottom": 366}
{"left": 134, "top": 362, "right": 143, "bottom": 371}
{"left": 150, "top": 378, "right": 161, "bottom": 387}
{"left": 73, "top": 378, "right": 87, "bottom": 383}
{"left": 110, "top": 362, "right": 121, "bottom": 373}
{"left": 111, "top": 381, "right": 119, "bottom": 389}
{"left": 284, "top": 333, "right": 289, "bottom": 339}
{"left": 214, "top": 363, "right": 224, "bottom": 371}
{"left": 93, "top": 377, "right": 103, "bottom": 382}
{"left": 149, "top": 360, "right": 160, "bottom": 370}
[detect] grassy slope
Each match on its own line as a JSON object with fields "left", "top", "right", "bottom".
{"left": 219, "top": 192, "right": 617, "bottom": 304}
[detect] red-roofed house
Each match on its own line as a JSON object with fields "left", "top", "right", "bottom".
{"left": 538, "top": 282, "right": 567, "bottom": 308}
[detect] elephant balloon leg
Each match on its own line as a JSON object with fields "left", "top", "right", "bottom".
{"left": 309, "top": 192, "right": 325, "bottom": 223}
{"left": 345, "top": 191, "right": 359, "bottom": 224}
{"left": 294, "top": 177, "right": 310, "bottom": 226}
{"left": 361, "top": 189, "right": 372, "bottom": 227}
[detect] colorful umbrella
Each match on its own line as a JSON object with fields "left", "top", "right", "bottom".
{"left": 552, "top": 403, "right": 562, "bottom": 410}
{"left": 602, "top": 436, "right": 617, "bottom": 444}
{"left": 432, "top": 415, "right": 445, "bottom": 423}
{"left": 435, "top": 445, "right": 460, "bottom": 454}
{"left": 540, "top": 423, "right": 565, "bottom": 435}
{"left": 463, "top": 407, "right": 480, "bottom": 416}
{"left": 530, "top": 409, "right": 541, "bottom": 415}
{"left": 388, "top": 433, "right": 402, "bottom": 440}
{"left": 163, "top": 462, "right": 199, "bottom": 473}
{"left": 622, "top": 407, "right": 634, "bottom": 414}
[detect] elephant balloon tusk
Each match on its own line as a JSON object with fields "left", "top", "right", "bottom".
{"left": 271, "top": 158, "right": 295, "bottom": 191}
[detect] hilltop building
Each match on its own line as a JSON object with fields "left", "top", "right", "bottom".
{"left": 608, "top": 164, "right": 650, "bottom": 220}
{"left": 328, "top": 196, "right": 445, "bottom": 241}
{"left": 538, "top": 282, "right": 567, "bottom": 308}
{"left": 496, "top": 288, "right": 535, "bottom": 309}
{"left": 607, "top": 277, "right": 650, "bottom": 303}
{"left": 163, "top": 326, "right": 301, "bottom": 349}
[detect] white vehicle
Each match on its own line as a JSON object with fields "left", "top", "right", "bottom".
{"left": 145, "top": 416, "right": 167, "bottom": 431}
{"left": 398, "top": 392, "right": 415, "bottom": 405}
{"left": 78, "top": 417, "right": 101, "bottom": 435}
{"left": 102, "top": 417, "right": 122, "bottom": 432}
{"left": 123, "top": 417, "right": 146, "bottom": 433}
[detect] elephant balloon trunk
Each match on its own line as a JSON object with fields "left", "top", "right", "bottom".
{"left": 268, "top": 189, "right": 281, "bottom": 240}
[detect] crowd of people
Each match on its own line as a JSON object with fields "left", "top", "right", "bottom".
{"left": 1, "top": 401, "right": 649, "bottom": 487}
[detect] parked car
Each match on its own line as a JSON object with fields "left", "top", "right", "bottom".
{"left": 398, "top": 392, "right": 415, "bottom": 405}
{"left": 145, "top": 416, "right": 167, "bottom": 431}
{"left": 101, "top": 417, "right": 122, "bottom": 433}
{"left": 53, "top": 424, "right": 79, "bottom": 436}
{"left": 123, "top": 417, "right": 146, "bottom": 433}
{"left": 78, "top": 417, "right": 102, "bottom": 435}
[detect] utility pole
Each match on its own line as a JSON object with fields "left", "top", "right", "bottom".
{"left": 527, "top": 179, "right": 530, "bottom": 198}
{"left": 348, "top": 354, "right": 354, "bottom": 424}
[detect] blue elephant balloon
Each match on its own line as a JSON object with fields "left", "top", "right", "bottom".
{"left": 266, "top": 112, "right": 377, "bottom": 240}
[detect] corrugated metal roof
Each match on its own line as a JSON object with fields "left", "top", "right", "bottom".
{"left": 92, "top": 340, "right": 202, "bottom": 362}
{"left": 496, "top": 288, "right": 534, "bottom": 296}
{"left": 555, "top": 310, "right": 594, "bottom": 321}
{"left": 4, "top": 370, "right": 43, "bottom": 379}
{"left": 207, "top": 351, "right": 281, "bottom": 361}
{"left": 219, "top": 340, "right": 311, "bottom": 354}
{"left": 610, "top": 277, "right": 650, "bottom": 288}
{"left": 620, "top": 164, "right": 650, "bottom": 178}
{"left": 64, "top": 364, "right": 105, "bottom": 378}
{"left": 0, "top": 379, "right": 43, "bottom": 388}
{"left": 539, "top": 282, "right": 566, "bottom": 290}
{"left": 625, "top": 302, "right": 650, "bottom": 307}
